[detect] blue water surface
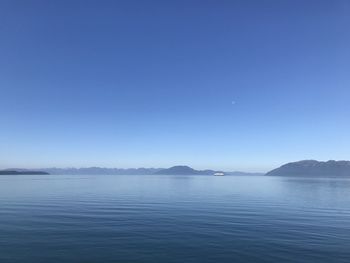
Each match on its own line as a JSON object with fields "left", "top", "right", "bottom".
{"left": 0, "top": 174, "right": 350, "bottom": 263}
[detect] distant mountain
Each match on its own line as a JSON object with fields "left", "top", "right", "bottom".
{"left": 0, "top": 170, "right": 49, "bottom": 175}
{"left": 154, "top": 165, "right": 264, "bottom": 176}
{"left": 266, "top": 160, "right": 350, "bottom": 177}
{"left": 154, "top": 166, "right": 226, "bottom": 175}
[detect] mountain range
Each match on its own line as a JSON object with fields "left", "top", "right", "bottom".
{"left": 0, "top": 166, "right": 262, "bottom": 176}
{"left": 0, "top": 170, "right": 49, "bottom": 175}
{"left": 2, "top": 160, "right": 350, "bottom": 176}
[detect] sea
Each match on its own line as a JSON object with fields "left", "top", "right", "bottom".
{"left": 1, "top": 174, "right": 350, "bottom": 263}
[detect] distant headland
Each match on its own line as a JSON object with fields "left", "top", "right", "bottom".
{"left": 266, "top": 160, "right": 350, "bottom": 177}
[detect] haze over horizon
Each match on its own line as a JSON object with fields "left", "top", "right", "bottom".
{"left": 1, "top": 0, "right": 349, "bottom": 172}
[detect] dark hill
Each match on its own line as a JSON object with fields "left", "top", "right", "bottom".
{"left": 266, "top": 160, "right": 350, "bottom": 177}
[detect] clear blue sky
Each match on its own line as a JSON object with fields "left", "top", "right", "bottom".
{"left": 0, "top": 0, "right": 349, "bottom": 172}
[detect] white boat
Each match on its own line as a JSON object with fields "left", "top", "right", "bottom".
{"left": 214, "top": 172, "right": 224, "bottom": 176}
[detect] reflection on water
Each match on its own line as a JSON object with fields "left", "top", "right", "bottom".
{"left": 1, "top": 174, "right": 350, "bottom": 263}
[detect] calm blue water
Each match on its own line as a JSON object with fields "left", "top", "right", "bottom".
{"left": 1, "top": 174, "right": 350, "bottom": 263}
